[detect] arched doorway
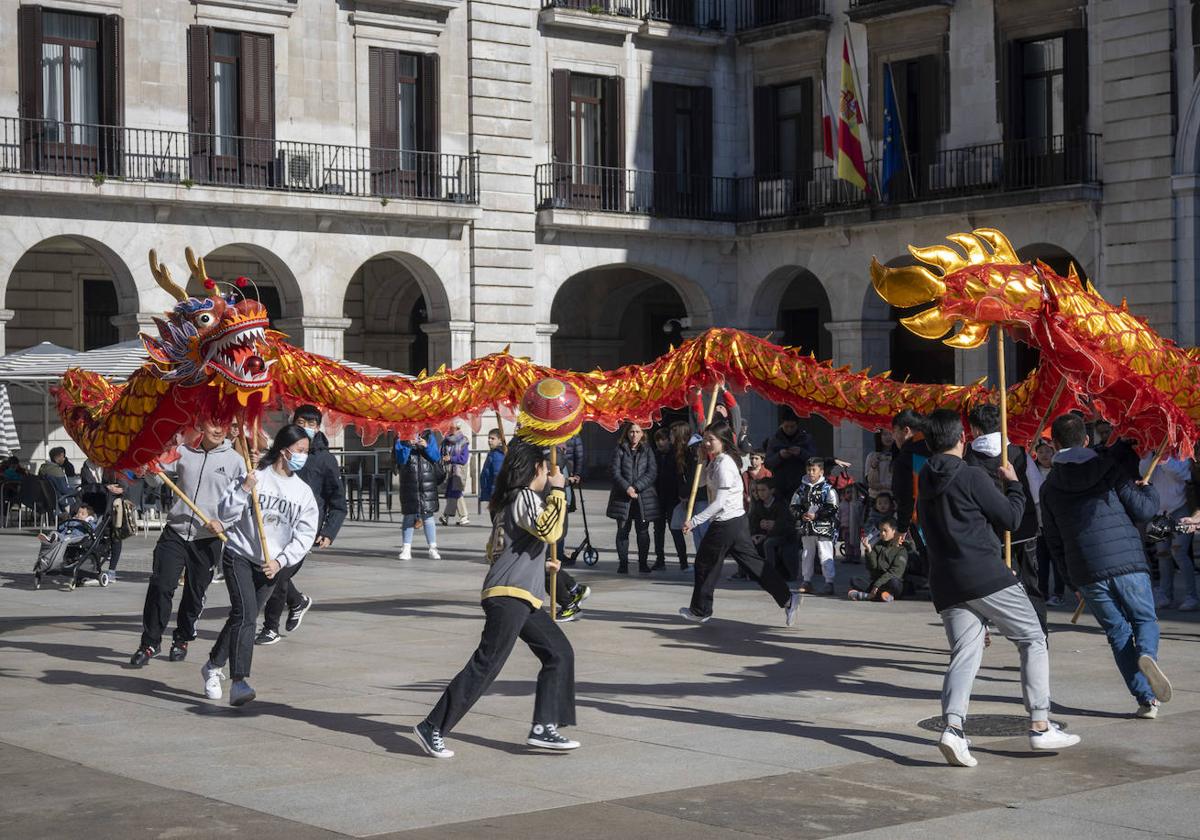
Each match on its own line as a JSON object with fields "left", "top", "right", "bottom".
{"left": 1013, "top": 243, "right": 1088, "bottom": 381}
{"left": 5, "top": 235, "right": 135, "bottom": 352}
{"left": 343, "top": 256, "right": 433, "bottom": 375}
{"left": 190, "top": 244, "right": 303, "bottom": 324}
{"left": 551, "top": 266, "right": 692, "bottom": 475}
{"left": 882, "top": 255, "right": 955, "bottom": 385}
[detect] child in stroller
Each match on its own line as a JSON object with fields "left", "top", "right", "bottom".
{"left": 33, "top": 502, "right": 117, "bottom": 590}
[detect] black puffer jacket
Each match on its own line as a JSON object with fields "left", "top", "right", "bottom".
{"left": 964, "top": 439, "right": 1039, "bottom": 543}
{"left": 297, "top": 431, "right": 347, "bottom": 541}
{"left": 656, "top": 448, "right": 681, "bottom": 515}
{"left": 1040, "top": 447, "right": 1159, "bottom": 589}
{"left": 397, "top": 438, "right": 441, "bottom": 517}
{"left": 606, "top": 442, "right": 660, "bottom": 521}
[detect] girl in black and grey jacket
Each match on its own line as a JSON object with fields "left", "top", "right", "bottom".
{"left": 415, "top": 439, "right": 578, "bottom": 760}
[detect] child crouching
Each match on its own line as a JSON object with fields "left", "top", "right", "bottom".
{"left": 848, "top": 517, "right": 906, "bottom": 602}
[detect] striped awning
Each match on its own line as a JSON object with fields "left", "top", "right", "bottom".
{"left": 0, "top": 384, "right": 19, "bottom": 455}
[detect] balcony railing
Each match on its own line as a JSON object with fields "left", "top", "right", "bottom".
{"left": 541, "top": 0, "right": 726, "bottom": 30}
{"left": 735, "top": 0, "right": 826, "bottom": 31}
{"left": 536, "top": 133, "right": 1101, "bottom": 223}
{"left": 0, "top": 117, "right": 480, "bottom": 203}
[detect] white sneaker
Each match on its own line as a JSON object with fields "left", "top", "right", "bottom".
{"left": 456, "top": 517, "right": 470, "bottom": 526}
{"left": 784, "top": 592, "right": 801, "bottom": 627}
{"left": 1136, "top": 700, "right": 1160, "bottom": 719}
{"left": 1137, "top": 654, "right": 1172, "bottom": 702}
{"left": 1178, "top": 596, "right": 1199, "bottom": 612}
{"left": 428, "top": 544, "right": 441, "bottom": 560}
{"left": 678, "top": 606, "right": 711, "bottom": 624}
{"left": 938, "top": 727, "right": 977, "bottom": 767}
{"left": 201, "top": 661, "right": 224, "bottom": 700}
{"left": 398, "top": 544, "right": 412, "bottom": 561}
{"left": 1029, "top": 722, "right": 1080, "bottom": 751}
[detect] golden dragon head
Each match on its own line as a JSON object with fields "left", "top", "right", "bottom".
{"left": 142, "top": 248, "right": 274, "bottom": 401}
{"left": 870, "top": 228, "right": 1079, "bottom": 349}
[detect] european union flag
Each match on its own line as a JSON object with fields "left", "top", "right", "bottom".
{"left": 881, "top": 63, "right": 904, "bottom": 203}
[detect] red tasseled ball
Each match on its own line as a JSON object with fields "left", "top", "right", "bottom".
{"left": 203, "top": 278, "right": 216, "bottom": 290}
{"left": 236, "top": 276, "right": 249, "bottom": 288}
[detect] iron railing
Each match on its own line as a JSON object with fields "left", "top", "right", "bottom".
{"left": 0, "top": 117, "right": 480, "bottom": 203}
{"left": 735, "top": 0, "right": 825, "bottom": 31}
{"left": 542, "top": 0, "right": 726, "bottom": 30}
{"left": 536, "top": 133, "right": 1101, "bottom": 222}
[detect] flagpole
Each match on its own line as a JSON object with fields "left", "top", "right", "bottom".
{"left": 843, "top": 21, "right": 883, "bottom": 198}
{"left": 886, "top": 61, "right": 918, "bottom": 199}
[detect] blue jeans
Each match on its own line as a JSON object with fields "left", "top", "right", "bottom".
{"left": 1158, "top": 505, "right": 1197, "bottom": 601}
{"left": 402, "top": 514, "right": 437, "bottom": 546}
{"left": 1080, "top": 572, "right": 1161, "bottom": 704}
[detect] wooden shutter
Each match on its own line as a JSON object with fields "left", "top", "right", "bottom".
{"left": 99, "top": 15, "right": 124, "bottom": 174}
{"left": 419, "top": 52, "right": 440, "bottom": 197}
{"left": 1004, "top": 39, "right": 1024, "bottom": 141}
{"left": 602, "top": 75, "right": 624, "bottom": 169}
{"left": 186, "top": 25, "right": 212, "bottom": 180}
{"left": 239, "top": 32, "right": 274, "bottom": 184}
{"left": 17, "top": 4, "right": 43, "bottom": 171}
{"left": 369, "top": 47, "right": 399, "bottom": 151}
{"left": 796, "top": 77, "right": 813, "bottom": 182}
{"left": 551, "top": 69, "right": 571, "bottom": 163}
{"left": 652, "top": 81, "right": 675, "bottom": 173}
{"left": 695, "top": 84, "right": 713, "bottom": 179}
{"left": 754, "top": 85, "right": 777, "bottom": 177}
{"left": 917, "top": 55, "right": 940, "bottom": 176}
{"left": 1062, "top": 28, "right": 1088, "bottom": 134}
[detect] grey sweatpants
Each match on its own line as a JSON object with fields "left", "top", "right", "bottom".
{"left": 940, "top": 583, "right": 1050, "bottom": 729}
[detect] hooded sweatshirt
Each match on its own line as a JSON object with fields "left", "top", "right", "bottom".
{"left": 217, "top": 467, "right": 319, "bottom": 568}
{"left": 917, "top": 452, "right": 1025, "bottom": 611}
{"left": 166, "top": 440, "right": 246, "bottom": 541}
{"left": 1040, "top": 447, "right": 1158, "bottom": 589}
{"left": 964, "top": 432, "right": 1039, "bottom": 543}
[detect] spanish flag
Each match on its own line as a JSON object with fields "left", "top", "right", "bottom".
{"left": 837, "top": 35, "right": 869, "bottom": 191}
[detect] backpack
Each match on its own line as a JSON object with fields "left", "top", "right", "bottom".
{"left": 111, "top": 499, "right": 138, "bottom": 540}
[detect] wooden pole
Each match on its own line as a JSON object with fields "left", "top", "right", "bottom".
{"left": 997, "top": 330, "right": 1011, "bottom": 568}
{"left": 1072, "top": 439, "right": 1169, "bottom": 624}
{"left": 1029, "top": 375, "right": 1068, "bottom": 453}
{"left": 685, "top": 387, "right": 723, "bottom": 522}
{"left": 236, "top": 425, "right": 272, "bottom": 572}
{"left": 154, "top": 468, "right": 227, "bottom": 543}
{"left": 549, "top": 445, "right": 559, "bottom": 619}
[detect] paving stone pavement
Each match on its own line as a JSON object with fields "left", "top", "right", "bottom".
{"left": 1, "top": 489, "right": 1198, "bottom": 839}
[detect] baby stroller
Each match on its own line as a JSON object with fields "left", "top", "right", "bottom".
{"left": 33, "top": 513, "right": 116, "bottom": 590}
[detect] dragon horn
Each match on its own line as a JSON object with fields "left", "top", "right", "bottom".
{"left": 184, "top": 247, "right": 209, "bottom": 287}
{"left": 148, "top": 249, "right": 189, "bottom": 302}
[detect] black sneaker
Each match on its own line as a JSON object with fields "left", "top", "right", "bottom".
{"left": 526, "top": 723, "right": 580, "bottom": 750}
{"left": 285, "top": 595, "right": 313, "bottom": 633}
{"left": 169, "top": 640, "right": 188, "bottom": 662}
{"left": 414, "top": 720, "right": 454, "bottom": 758}
{"left": 568, "top": 584, "right": 591, "bottom": 609}
{"left": 556, "top": 604, "right": 582, "bottom": 622}
{"left": 129, "top": 646, "right": 156, "bottom": 667}
{"left": 652, "top": 559, "right": 666, "bottom": 571}
{"left": 255, "top": 628, "right": 281, "bottom": 646}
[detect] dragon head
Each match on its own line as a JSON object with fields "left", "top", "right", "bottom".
{"left": 870, "top": 228, "right": 1070, "bottom": 349}
{"left": 141, "top": 248, "right": 273, "bottom": 398}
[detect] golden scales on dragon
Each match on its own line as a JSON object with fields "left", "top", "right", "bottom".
{"left": 56, "top": 228, "right": 1200, "bottom": 471}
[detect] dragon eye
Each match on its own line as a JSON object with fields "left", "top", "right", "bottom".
{"left": 196, "top": 312, "right": 215, "bottom": 327}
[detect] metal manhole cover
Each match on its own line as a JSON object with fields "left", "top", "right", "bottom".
{"left": 917, "top": 714, "right": 1068, "bottom": 737}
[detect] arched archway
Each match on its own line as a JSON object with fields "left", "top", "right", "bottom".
{"left": 551, "top": 265, "right": 693, "bottom": 474}
{"left": 189, "top": 243, "right": 304, "bottom": 323}
{"left": 5, "top": 235, "right": 137, "bottom": 352}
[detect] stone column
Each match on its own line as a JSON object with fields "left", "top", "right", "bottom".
{"left": 1173, "top": 174, "right": 1200, "bottom": 347}
{"left": 275, "top": 316, "right": 353, "bottom": 359}
{"left": 420, "top": 320, "right": 474, "bottom": 369}
{"left": 111, "top": 312, "right": 161, "bottom": 342}
{"left": 533, "top": 323, "right": 558, "bottom": 366}
{"left": 0, "top": 309, "right": 14, "bottom": 355}
{"left": 826, "top": 320, "right": 895, "bottom": 471}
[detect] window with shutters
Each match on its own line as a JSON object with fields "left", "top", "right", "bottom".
{"left": 41, "top": 11, "right": 100, "bottom": 146}
{"left": 570, "top": 75, "right": 604, "bottom": 178}
{"left": 550, "top": 70, "right": 623, "bottom": 210}
{"left": 1021, "top": 36, "right": 1064, "bottom": 154}
{"left": 368, "top": 48, "right": 439, "bottom": 198}
{"left": 775, "top": 83, "right": 807, "bottom": 177}
{"left": 652, "top": 82, "right": 712, "bottom": 215}
{"left": 1004, "top": 29, "right": 1085, "bottom": 187}
{"left": 212, "top": 32, "right": 240, "bottom": 156}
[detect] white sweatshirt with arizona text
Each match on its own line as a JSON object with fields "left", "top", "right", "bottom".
{"left": 218, "top": 467, "right": 319, "bottom": 568}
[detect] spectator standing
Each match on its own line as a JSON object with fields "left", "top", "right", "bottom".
{"left": 396, "top": 431, "right": 442, "bottom": 560}
{"left": 606, "top": 423, "right": 659, "bottom": 575}
{"left": 669, "top": 421, "right": 708, "bottom": 554}
{"left": 865, "top": 429, "right": 896, "bottom": 499}
{"left": 653, "top": 427, "right": 687, "bottom": 571}
{"left": 1027, "top": 440, "right": 1066, "bottom": 606}
{"left": 889, "top": 410, "right": 929, "bottom": 536}
{"left": 764, "top": 413, "right": 815, "bottom": 501}
{"left": 791, "top": 457, "right": 839, "bottom": 594}
{"left": 80, "top": 458, "right": 130, "bottom": 580}
{"left": 479, "top": 428, "right": 506, "bottom": 504}
{"left": 440, "top": 421, "right": 471, "bottom": 526}
{"left": 1142, "top": 453, "right": 1198, "bottom": 611}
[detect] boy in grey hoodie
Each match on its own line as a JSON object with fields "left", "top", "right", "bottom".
{"left": 131, "top": 422, "right": 245, "bottom": 667}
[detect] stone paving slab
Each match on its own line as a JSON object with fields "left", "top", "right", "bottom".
{"left": 1, "top": 488, "right": 1199, "bottom": 838}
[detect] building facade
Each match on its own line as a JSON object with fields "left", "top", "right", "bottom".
{"left": 0, "top": 0, "right": 1193, "bottom": 470}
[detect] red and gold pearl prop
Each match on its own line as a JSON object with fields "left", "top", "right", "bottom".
{"left": 515, "top": 377, "right": 583, "bottom": 445}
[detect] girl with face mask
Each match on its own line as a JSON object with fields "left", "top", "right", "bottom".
{"left": 202, "top": 424, "right": 320, "bottom": 707}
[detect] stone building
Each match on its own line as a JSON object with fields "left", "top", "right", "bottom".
{"left": 0, "top": 0, "right": 1191, "bottom": 471}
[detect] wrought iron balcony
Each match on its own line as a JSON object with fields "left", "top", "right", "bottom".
{"left": 541, "top": 0, "right": 726, "bottom": 31}
{"left": 0, "top": 117, "right": 480, "bottom": 204}
{"left": 735, "top": 0, "right": 826, "bottom": 31}
{"left": 536, "top": 133, "right": 1101, "bottom": 225}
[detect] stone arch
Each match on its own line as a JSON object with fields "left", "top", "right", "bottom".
{"left": 539, "top": 257, "right": 714, "bottom": 332}
{"left": 190, "top": 242, "right": 305, "bottom": 322}
{"left": 4, "top": 234, "right": 139, "bottom": 353}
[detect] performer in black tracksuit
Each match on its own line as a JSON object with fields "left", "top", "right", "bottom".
{"left": 257, "top": 405, "right": 347, "bottom": 645}
{"left": 130, "top": 422, "right": 245, "bottom": 666}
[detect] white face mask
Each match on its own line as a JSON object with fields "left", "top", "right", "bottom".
{"left": 302, "top": 426, "right": 316, "bottom": 439}
{"left": 286, "top": 451, "right": 308, "bottom": 472}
